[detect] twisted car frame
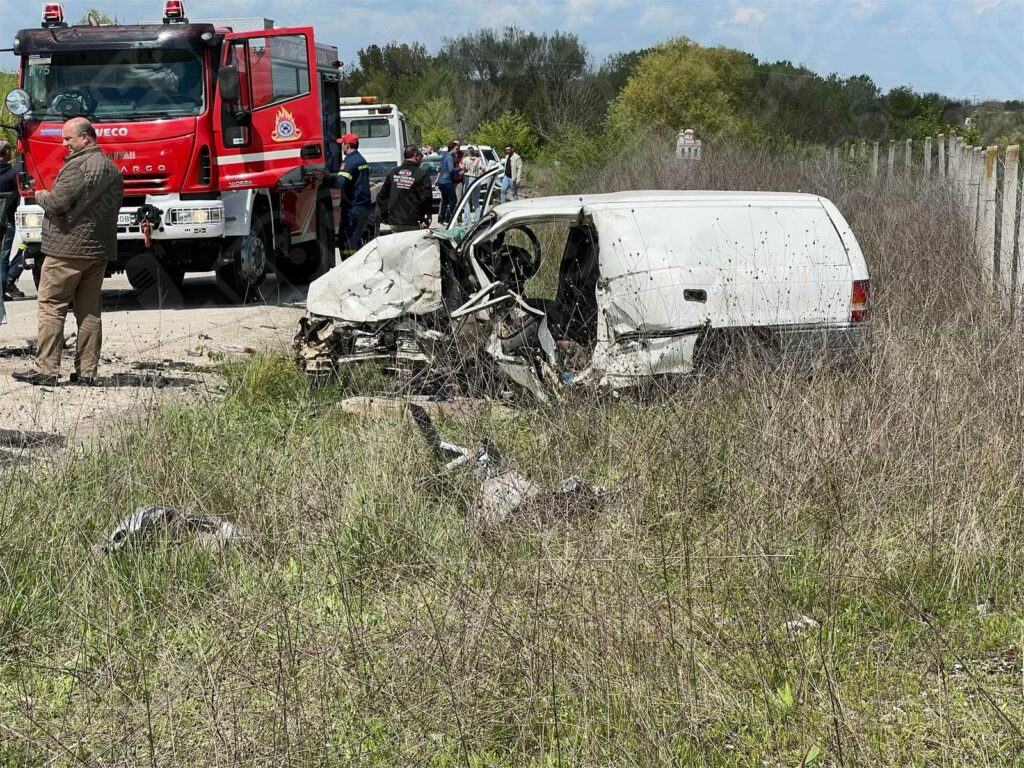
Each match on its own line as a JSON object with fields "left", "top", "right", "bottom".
{"left": 296, "top": 168, "right": 871, "bottom": 400}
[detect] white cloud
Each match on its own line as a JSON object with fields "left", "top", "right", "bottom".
{"left": 852, "top": 0, "right": 881, "bottom": 18}
{"left": 970, "top": 0, "right": 1023, "bottom": 12}
{"left": 567, "top": 0, "right": 630, "bottom": 25}
{"left": 730, "top": 5, "right": 766, "bottom": 25}
{"left": 638, "top": 4, "right": 675, "bottom": 28}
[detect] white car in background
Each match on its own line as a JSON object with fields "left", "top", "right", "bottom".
{"left": 464, "top": 144, "right": 501, "bottom": 172}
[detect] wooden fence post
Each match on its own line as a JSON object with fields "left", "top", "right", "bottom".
{"left": 905, "top": 139, "right": 913, "bottom": 176}
{"left": 1018, "top": 147, "right": 1024, "bottom": 322}
{"left": 978, "top": 146, "right": 999, "bottom": 286}
{"left": 888, "top": 140, "right": 895, "bottom": 177}
{"left": 832, "top": 147, "right": 839, "bottom": 167}
{"left": 962, "top": 144, "right": 975, "bottom": 210}
{"left": 872, "top": 142, "right": 879, "bottom": 177}
{"left": 971, "top": 147, "right": 984, "bottom": 239}
{"left": 937, "top": 134, "right": 945, "bottom": 178}
{"left": 924, "top": 136, "right": 932, "bottom": 176}
{"left": 963, "top": 146, "right": 975, "bottom": 221}
{"left": 954, "top": 137, "right": 962, "bottom": 189}
{"left": 1000, "top": 146, "right": 1019, "bottom": 312}
{"left": 974, "top": 144, "right": 999, "bottom": 286}
{"left": 849, "top": 143, "right": 855, "bottom": 160}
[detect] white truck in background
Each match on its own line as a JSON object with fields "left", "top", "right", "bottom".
{"left": 338, "top": 97, "right": 418, "bottom": 186}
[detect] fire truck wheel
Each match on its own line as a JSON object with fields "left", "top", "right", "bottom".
{"left": 216, "top": 213, "right": 269, "bottom": 303}
{"left": 274, "top": 200, "right": 333, "bottom": 285}
{"left": 125, "top": 255, "right": 184, "bottom": 308}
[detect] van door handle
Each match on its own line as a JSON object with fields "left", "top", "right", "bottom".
{"left": 300, "top": 144, "right": 322, "bottom": 159}
{"left": 683, "top": 289, "right": 707, "bottom": 303}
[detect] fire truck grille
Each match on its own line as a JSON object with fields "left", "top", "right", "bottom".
{"left": 122, "top": 173, "right": 171, "bottom": 193}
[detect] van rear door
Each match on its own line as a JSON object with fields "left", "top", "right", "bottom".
{"left": 592, "top": 199, "right": 852, "bottom": 332}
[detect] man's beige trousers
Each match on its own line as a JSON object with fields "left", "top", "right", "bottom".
{"left": 35, "top": 256, "right": 106, "bottom": 378}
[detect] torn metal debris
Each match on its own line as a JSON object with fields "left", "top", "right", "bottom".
{"left": 407, "top": 404, "right": 605, "bottom": 528}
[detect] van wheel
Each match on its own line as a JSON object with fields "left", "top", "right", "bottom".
{"left": 125, "top": 254, "right": 184, "bottom": 308}
{"left": 274, "top": 200, "right": 333, "bottom": 286}
{"left": 217, "top": 213, "right": 269, "bottom": 303}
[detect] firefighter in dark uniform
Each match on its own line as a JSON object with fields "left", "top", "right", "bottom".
{"left": 377, "top": 145, "right": 433, "bottom": 233}
{"left": 337, "top": 132, "right": 372, "bottom": 258}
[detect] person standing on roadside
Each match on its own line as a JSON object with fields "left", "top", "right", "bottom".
{"left": 436, "top": 140, "right": 458, "bottom": 226}
{"left": 13, "top": 117, "right": 123, "bottom": 386}
{"left": 337, "top": 131, "right": 372, "bottom": 258}
{"left": 377, "top": 145, "right": 433, "bottom": 233}
{"left": 500, "top": 144, "right": 522, "bottom": 204}
{"left": 460, "top": 147, "right": 486, "bottom": 217}
{"left": 0, "top": 141, "right": 23, "bottom": 300}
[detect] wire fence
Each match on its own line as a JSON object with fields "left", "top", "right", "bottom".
{"left": 829, "top": 137, "right": 1023, "bottom": 320}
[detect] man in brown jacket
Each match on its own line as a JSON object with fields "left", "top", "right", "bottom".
{"left": 14, "top": 117, "right": 123, "bottom": 386}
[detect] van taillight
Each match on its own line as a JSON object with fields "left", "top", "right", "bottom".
{"left": 198, "top": 146, "right": 211, "bottom": 186}
{"left": 851, "top": 279, "right": 870, "bottom": 322}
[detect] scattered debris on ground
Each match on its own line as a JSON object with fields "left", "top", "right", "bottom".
{"left": 103, "top": 504, "right": 241, "bottom": 553}
{"left": 783, "top": 615, "right": 820, "bottom": 632}
{"left": 406, "top": 403, "right": 606, "bottom": 528}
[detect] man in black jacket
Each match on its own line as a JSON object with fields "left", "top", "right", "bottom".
{"left": 377, "top": 145, "right": 433, "bottom": 233}
{"left": 0, "top": 141, "right": 22, "bottom": 300}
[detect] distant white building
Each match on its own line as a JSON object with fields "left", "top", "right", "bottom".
{"left": 676, "top": 128, "right": 702, "bottom": 160}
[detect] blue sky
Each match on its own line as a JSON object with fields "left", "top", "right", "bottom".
{"left": 4, "top": 0, "right": 1024, "bottom": 99}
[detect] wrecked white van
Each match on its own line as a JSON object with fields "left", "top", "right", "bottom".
{"left": 296, "top": 190, "right": 870, "bottom": 399}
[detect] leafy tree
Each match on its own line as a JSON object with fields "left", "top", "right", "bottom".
{"left": 473, "top": 111, "right": 537, "bottom": 159}
{"left": 77, "top": 8, "right": 115, "bottom": 24}
{"left": 439, "top": 27, "right": 589, "bottom": 127}
{"left": 1, "top": 71, "right": 17, "bottom": 145}
{"left": 357, "top": 42, "right": 433, "bottom": 100}
{"left": 609, "top": 37, "right": 760, "bottom": 141}
{"left": 593, "top": 48, "right": 652, "bottom": 102}
{"left": 409, "top": 97, "right": 456, "bottom": 150}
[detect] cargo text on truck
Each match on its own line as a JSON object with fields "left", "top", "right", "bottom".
{"left": 3, "top": 1, "right": 343, "bottom": 304}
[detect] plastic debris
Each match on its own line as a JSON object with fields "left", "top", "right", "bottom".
{"left": 783, "top": 615, "right": 820, "bottom": 632}
{"left": 103, "top": 504, "right": 240, "bottom": 553}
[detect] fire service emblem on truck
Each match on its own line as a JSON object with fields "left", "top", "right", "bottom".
{"left": 271, "top": 107, "right": 302, "bottom": 142}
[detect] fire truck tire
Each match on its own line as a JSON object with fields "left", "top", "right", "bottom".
{"left": 216, "top": 214, "right": 269, "bottom": 303}
{"left": 274, "top": 200, "right": 333, "bottom": 285}
{"left": 125, "top": 254, "right": 184, "bottom": 308}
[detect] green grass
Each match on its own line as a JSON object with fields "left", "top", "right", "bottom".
{"left": 2, "top": 340, "right": 1024, "bottom": 765}
{"left": 3, "top": 151, "right": 1024, "bottom": 765}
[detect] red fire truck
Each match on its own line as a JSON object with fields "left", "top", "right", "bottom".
{"left": 3, "top": 2, "right": 342, "bottom": 303}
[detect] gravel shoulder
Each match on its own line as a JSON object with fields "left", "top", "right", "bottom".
{"left": 0, "top": 271, "right": 306, "bottom": 447}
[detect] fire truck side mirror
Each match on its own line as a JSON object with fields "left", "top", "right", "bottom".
{"left": 217, "top": 66, "right": 240, "bottom": 103}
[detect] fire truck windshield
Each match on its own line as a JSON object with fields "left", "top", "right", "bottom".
{"left": 24, "top": 49, "right": 204, "bottom": 120}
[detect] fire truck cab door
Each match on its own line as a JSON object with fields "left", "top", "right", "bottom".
{"left": 213, "top": 27, "right": 325, "bottom": 191}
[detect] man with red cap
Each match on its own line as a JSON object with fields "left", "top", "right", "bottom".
{"left": 336, "top": 132, "right": 372, "bottom": 258}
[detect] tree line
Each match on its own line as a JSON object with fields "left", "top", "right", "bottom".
{"left": 4, "top": 24, "right": 1022, "bottom": 160}
{"left": 339, "top": 28, "right": 1008, "bottom": 157}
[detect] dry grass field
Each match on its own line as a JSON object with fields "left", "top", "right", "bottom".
{"left": 3, "top": 144, "right": 1024, "bottom": 766}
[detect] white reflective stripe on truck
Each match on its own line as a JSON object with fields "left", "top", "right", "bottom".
{"left": 216, "top": 149, "right": 304, "bottom": 165}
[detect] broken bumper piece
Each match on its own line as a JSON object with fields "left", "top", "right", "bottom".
{"left": 295, "top": 315, "right": 444, "bottom": 378}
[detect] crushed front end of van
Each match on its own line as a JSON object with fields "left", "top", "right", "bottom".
{"left": 295, "top": 191, "right": 871, "bottom": 399}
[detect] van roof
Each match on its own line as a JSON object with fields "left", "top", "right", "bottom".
{"left": 494, "top": 190, "right": 829, "bottom": 217}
